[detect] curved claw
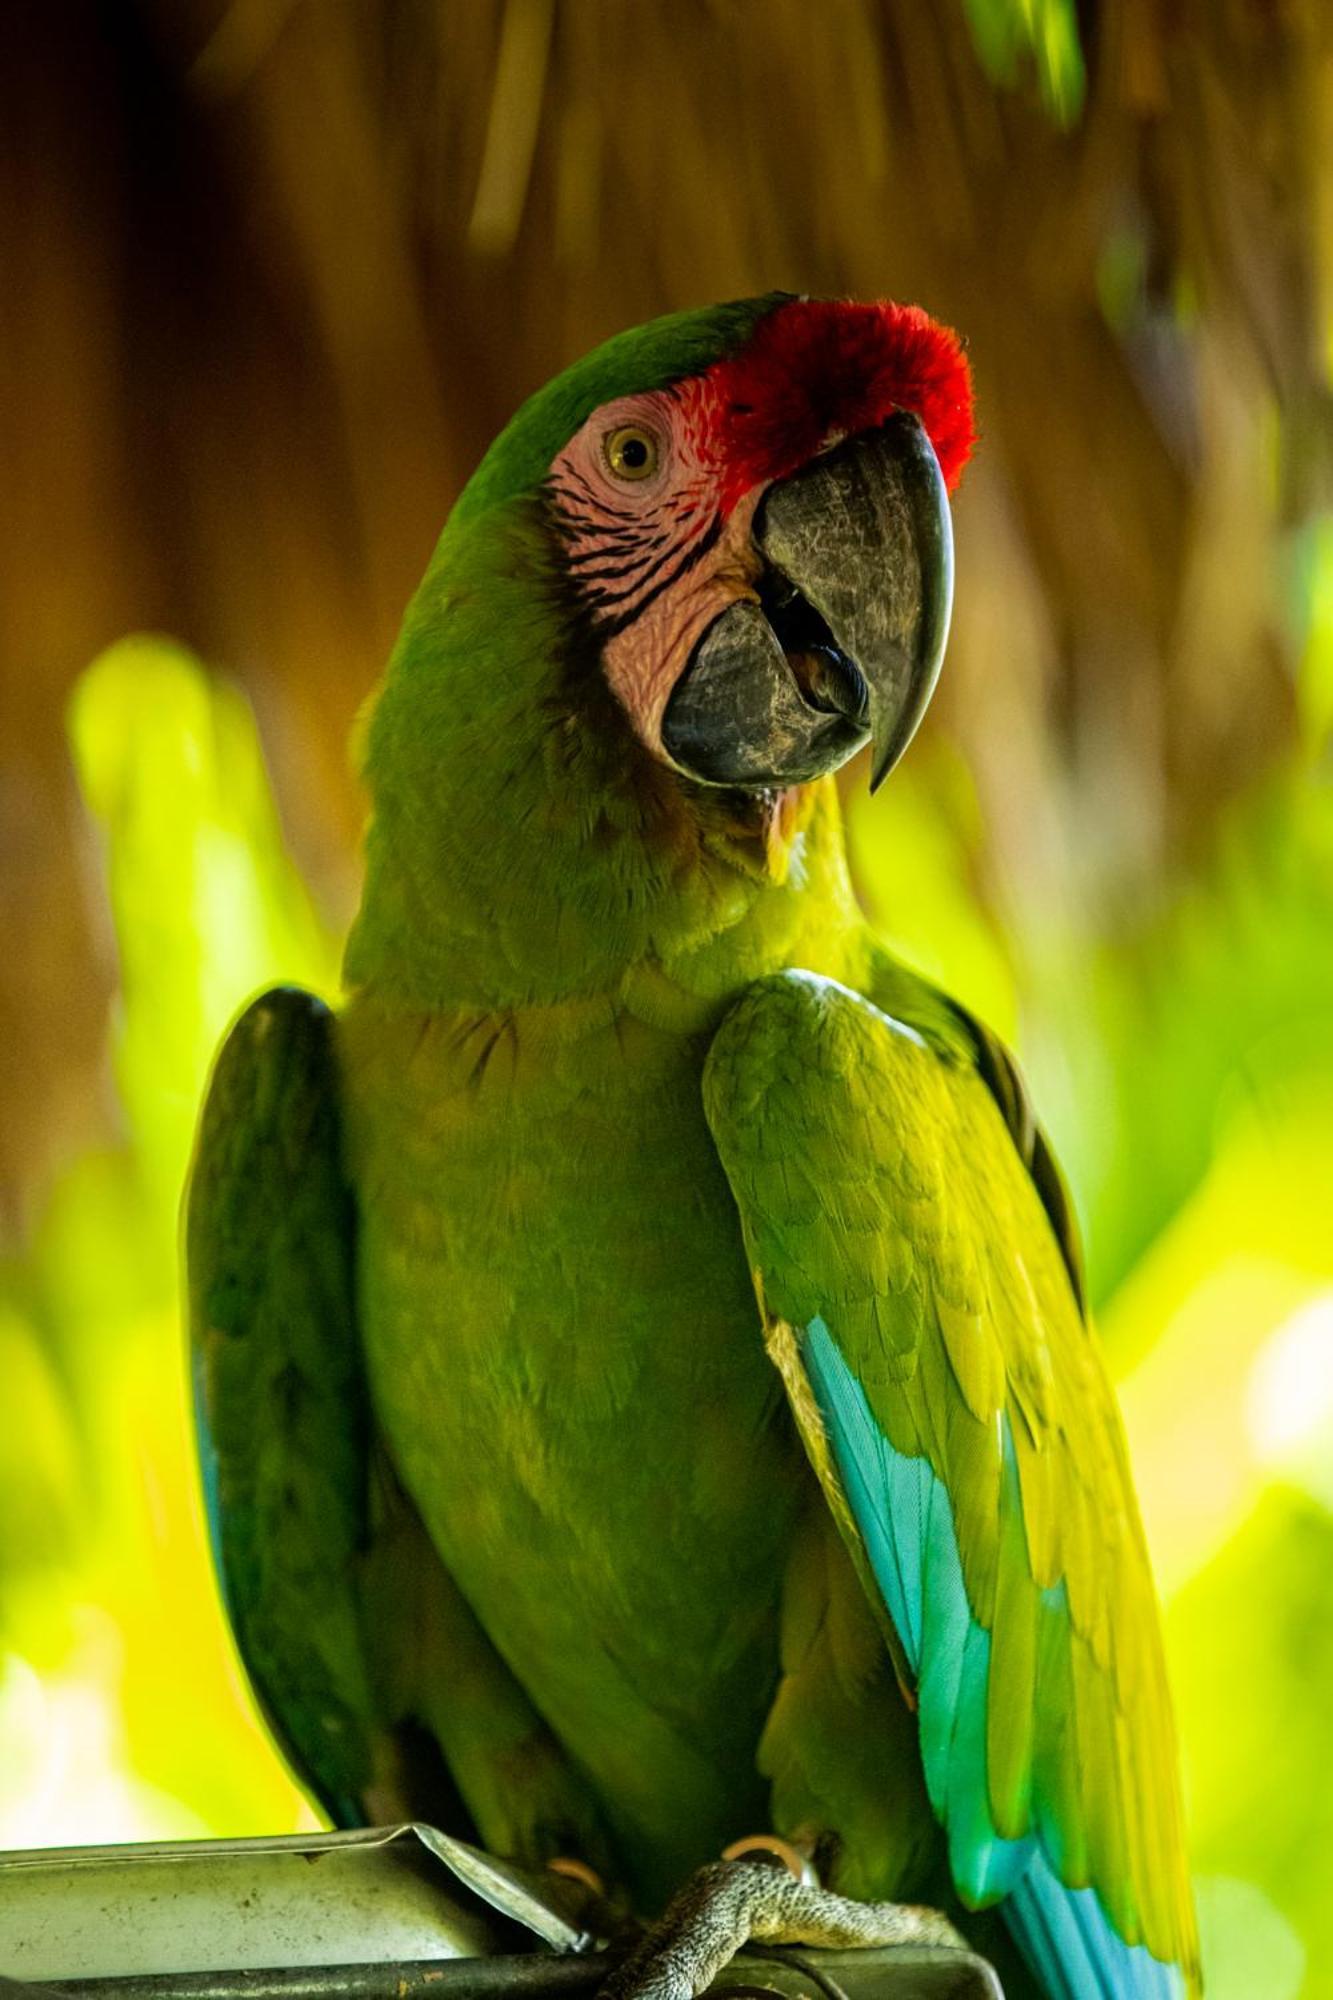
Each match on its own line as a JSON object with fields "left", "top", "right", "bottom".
{"left": 720, "top": 1833, "right": 818, "bottom": 1888}
{"left": 548, "top": 1856, "right": 608, "bottom": 1897}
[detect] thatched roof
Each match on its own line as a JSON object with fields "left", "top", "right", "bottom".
{"left": 1, "top": 0, "right": 1330, "bottom": 1217}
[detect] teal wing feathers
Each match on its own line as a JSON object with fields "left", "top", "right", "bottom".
{"left": 702, "top": 969, "right": 1199, "bottom": 2000}
{"left": 186, "top": 985, "right": 469, "bottom": 1831}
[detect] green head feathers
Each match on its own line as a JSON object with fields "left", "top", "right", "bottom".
{"left": 449, "top": 295, "right": 790, "bottom": 528}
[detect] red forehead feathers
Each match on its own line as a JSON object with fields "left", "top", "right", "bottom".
{"left": 705, "top": 298, "right": 975, "bottom": 510}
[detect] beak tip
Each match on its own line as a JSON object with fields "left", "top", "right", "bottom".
{"left": 867, "top": 640, "right": 947, "bottom": 794}
{"left": 868, "top": 706, "right": 908, "bottom": 794}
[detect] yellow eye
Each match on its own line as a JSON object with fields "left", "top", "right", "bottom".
{"left": 603, "top": 424, "right": 660, "bottom": 481}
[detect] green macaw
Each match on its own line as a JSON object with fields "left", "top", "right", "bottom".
{"left": 187, "top": 294, "right": 1200, "bottom": 2000}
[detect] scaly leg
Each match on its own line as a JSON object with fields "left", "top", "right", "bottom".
{"left": 597, "top": 1855, "right": 965, "bottom": 2000}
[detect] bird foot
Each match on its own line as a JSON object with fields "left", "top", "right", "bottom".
{"left": 596, "top": 1853, "right": 965, "bottom": 2000}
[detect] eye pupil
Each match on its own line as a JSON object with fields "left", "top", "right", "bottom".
{"left": 604, "top": 425, "right": 659, "bottom": 480}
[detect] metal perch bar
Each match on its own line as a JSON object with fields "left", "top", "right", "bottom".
{"left": 0, "top": 1828, "right": 1000, "bottom": 2000}
{"left": 0, "top": 1950, "right": 1000, "bottom": 1998}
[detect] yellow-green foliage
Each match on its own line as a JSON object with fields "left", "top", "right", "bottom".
{"left": 0, "top": 638, "right": 336, "bottom": 1842}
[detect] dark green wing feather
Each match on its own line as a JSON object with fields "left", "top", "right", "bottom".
{"left": 186, "top": 985, "right": 467, "bottom": 1829}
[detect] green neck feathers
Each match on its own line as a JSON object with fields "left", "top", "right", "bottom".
{"left": 343, "top": 495, "right": 860, "bottom": 1018}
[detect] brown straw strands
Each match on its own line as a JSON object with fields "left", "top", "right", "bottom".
{"left": 1, "top": 0, "right": 1330, "bottom": 1220}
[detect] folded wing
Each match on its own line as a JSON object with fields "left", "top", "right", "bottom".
{"left": 703, "top": 970, "right": 1199, "bottom": 2000}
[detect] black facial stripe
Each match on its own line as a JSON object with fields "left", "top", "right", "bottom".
{"left": 590, "top": 509, "right": 723, "bottom": 639}
{"left": 553, "top": 466, "right": 643, "bottom": 524}
{"left": 570, "top": 555, "right": 658, "bottom": 583}
{"left": 546, "top": 491, "right": 679, "bottom": 572}
{"left": 580, "top": 510, "right": 712, "bottom": 609}
{"left": 566, "top": 534, "right": 674, "bottom": 581}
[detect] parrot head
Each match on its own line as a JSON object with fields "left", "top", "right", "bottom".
{"left": 455, "top": 291, "right": 974, "bottom": 798}
{"left": 542, "top": 297, "right": 972, "bottom": 796}
{"left": 350, "top": 295, "right": 974, "bottom": 1004}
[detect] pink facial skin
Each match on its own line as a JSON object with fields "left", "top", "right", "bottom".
{"left": 546, "top": 382, "right": 766, "bottom": 766}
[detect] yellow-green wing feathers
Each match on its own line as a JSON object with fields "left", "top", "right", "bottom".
{"left": 703, "top": 970, "right": 1199, "bottom": 2000}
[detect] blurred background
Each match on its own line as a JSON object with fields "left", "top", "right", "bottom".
{"left": 2, "top": 0, "right": 1332, "bottom": 1992}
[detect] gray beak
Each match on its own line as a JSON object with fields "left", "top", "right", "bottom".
{"left": 660, "top": 411, "right": 954, "bottom": 793}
